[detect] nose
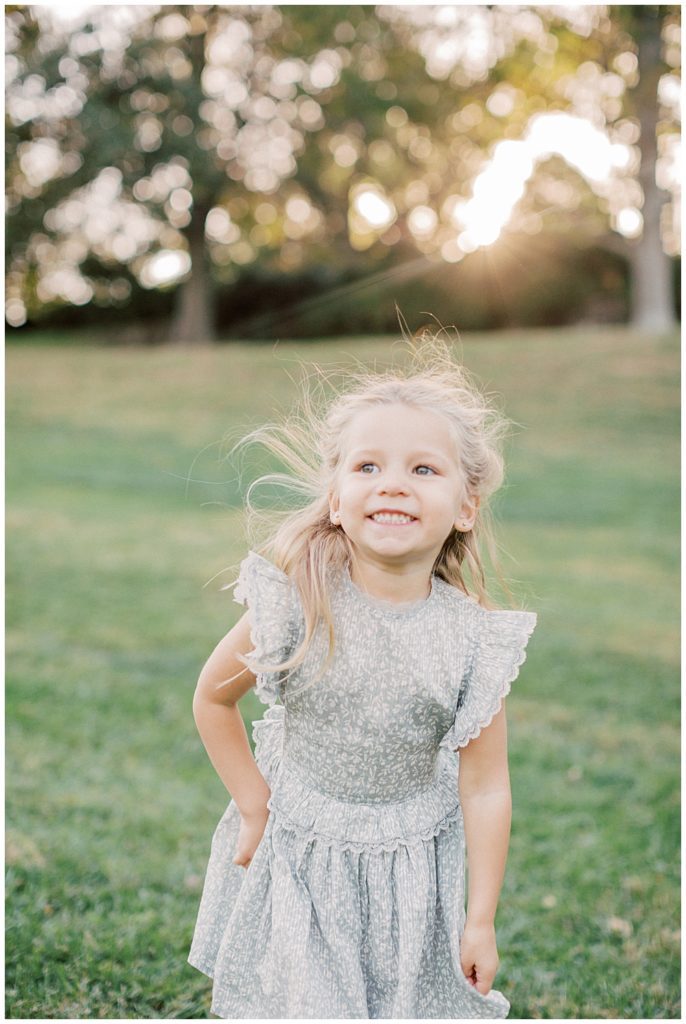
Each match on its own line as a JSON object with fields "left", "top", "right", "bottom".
{"left": 376, "top": 469, "right": 410, "bottom": 495}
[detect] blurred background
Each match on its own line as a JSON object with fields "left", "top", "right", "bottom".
{"left": 5, "top": 4, "right": 680, "bottom": 1021}
{"left": 5, "top": 3, "right": 681, "bottom": 340}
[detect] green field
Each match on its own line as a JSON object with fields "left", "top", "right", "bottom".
{"left": 6, "top": 328, "right": 680, "bottom": 1018}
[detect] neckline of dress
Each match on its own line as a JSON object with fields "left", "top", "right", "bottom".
{"left": 341, "top": 565, "right": 437, "bottom": 618}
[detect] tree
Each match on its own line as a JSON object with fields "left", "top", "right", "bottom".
{"left": 5, "top": 4, "right": 680, "bottom": 338}
{"left": 381, "top": 3, "right": 680, "bottom": 331}
{"left": 618, "top": 5, "right": 678, "bottom": 330}
{"left": 7, "top": 5, "right": 384, "bottom": 341}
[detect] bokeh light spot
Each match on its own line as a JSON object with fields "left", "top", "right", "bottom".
{"left": 140, "top": 249, "right": 191, "bottom": 288}
{"left": 353, "top": 190, "right": 396, "bottom": 228}
{"left": 616, "top": 207, "right": 643, "bottom": 237}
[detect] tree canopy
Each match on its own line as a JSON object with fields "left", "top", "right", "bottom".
{"left": 5, "top": 4, "right": 680, "bottom": 339}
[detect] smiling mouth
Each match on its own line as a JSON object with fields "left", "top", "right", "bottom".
{"left": 367, "top": 513, "right": 418, "bottom": 525}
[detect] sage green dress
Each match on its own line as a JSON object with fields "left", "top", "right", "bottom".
{"left": 188, "top": 551, "right": 537, "bottom": 1019}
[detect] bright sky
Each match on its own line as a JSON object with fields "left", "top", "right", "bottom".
{"left": 449, "top": 112, "right": 635, "bottom": 251}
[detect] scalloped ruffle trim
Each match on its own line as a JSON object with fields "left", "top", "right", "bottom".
{"left": 269, "top": 799, "right": 462, "bottom": 856}
{"left": 252, "top": 704, "right": 285, "bottom": 784}
{"left": 233, "top": 553, "right": 285, "bottom": 707}
{"left": 443, "top": 610, "right": 537, "bottom": 751}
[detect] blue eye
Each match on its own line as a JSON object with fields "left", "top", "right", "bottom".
{"left": 358, "top": 463, "right": 378, "bottom": 474}
{"left": 415, "top": 465, "right": 436, "bottom": 475}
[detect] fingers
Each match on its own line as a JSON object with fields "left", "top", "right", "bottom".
{"left": 460, "top": 953, "right": 496, "bottom": 996}
{"left": 460, "top": 959, "right": 472, "bottom": 980}
{"left": 233, "top": 813, "right": 269, "bottom": 871}
{"left": 233, "top": 829, "right": 259, "bottom": 869}
{"left": 459, "top": 950, "right": 475, "bottom": 979}
{"left": 232, "top": 844, "right": 253, "bottom": 868}
{"left": 461, "top": 970, "right": 494, "bottom": 996}
{"left": 472, "top": 964, "right": 497, "bottom": 995}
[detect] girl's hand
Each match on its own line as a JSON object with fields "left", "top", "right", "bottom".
{"left": 460, "top": 921, "right": 500, "bottom": 996}
{"left": 233, "top": 804, "right": 270, "bottom": 870}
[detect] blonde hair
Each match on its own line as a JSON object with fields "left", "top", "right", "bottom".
{"left": 226, "top": 332, "right": 520, "bottom": 685}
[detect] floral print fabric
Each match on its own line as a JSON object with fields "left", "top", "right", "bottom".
{"left": 188, "top": 551, "right": 537, "bottom": 1018}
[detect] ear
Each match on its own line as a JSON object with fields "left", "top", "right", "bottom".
{"left": 328, "top": 490, "right": 341, "bottom": 524}
{"left": 455, "top": 492, "right": 480, "bottom": 532}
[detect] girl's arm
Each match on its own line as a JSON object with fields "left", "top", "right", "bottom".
{"left": 457, "top": 703, "right": 512, "bottom": 992}
{"left": 192, "top": 611, "right": 271, "bottom": 820}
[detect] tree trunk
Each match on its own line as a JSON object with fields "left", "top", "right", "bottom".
{"left": 168, "top": 202, "right": 216, "bottom": 345}
{"left": 627, "top": 6, "right": 677, "bottom": 331}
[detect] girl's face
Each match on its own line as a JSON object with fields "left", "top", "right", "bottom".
{"left": 329, "top": 403, "right": 478, "bottom": 573}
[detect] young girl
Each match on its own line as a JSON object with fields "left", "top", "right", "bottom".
{"left": 187, "top": 339, "right": 537, "bottom": 1019}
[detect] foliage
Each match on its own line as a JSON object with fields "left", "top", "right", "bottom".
{"left": 4, "top": 5, "right": 681, "bottom": 335}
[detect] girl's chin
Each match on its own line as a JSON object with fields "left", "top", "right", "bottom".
{"left": 359, "top": 537, "right": 424, "bottom": 556}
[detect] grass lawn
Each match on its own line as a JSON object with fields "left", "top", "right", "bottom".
{"left": 6, "top": 327, "right": 680, "bottom": 1018}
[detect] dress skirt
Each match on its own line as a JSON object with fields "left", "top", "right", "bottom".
{"left": 188, "top": 705, "right": 511, "bottom": 1019}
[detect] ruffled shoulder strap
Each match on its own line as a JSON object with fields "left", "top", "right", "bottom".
{"left": 232, "top": 550, "right": 304, "bottom": 706}
{"left": 442, "top": 599, "right": 537, "bottom": 750}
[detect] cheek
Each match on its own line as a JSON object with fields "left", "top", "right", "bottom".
{"left": 434, "top": 484, "right": 462, "bottom": 515}
{"left": 341, "top": 474, "right": 370, "bottom": 496}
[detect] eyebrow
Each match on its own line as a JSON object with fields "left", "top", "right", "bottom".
{"left": 347, "top": 448, "right": 451, "bottom": 466}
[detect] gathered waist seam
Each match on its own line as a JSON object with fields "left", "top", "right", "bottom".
{"left": 279, "top": 755, "right": 452, "bottom": 808}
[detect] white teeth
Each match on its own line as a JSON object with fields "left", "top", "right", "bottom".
{"left": 370, "top": 513, "right": 415, "bottom": 524}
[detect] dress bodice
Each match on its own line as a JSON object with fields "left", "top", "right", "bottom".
{"left": 279, "top": 570, "right": 468, "bottom": 802}
{"left": 233, "top": 550, "right": 537, "bottom": 805}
